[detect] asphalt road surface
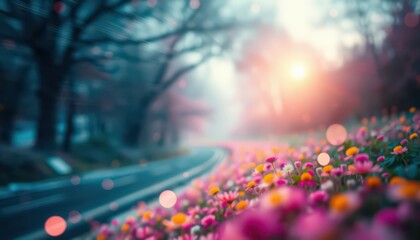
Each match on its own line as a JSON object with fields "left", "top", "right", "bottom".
{"left": 0, "top": 147, "right": 226, "bottom": 239}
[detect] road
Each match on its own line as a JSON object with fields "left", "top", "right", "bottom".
{"left": 0, "top": 147, "right": 225, "bottom": 239}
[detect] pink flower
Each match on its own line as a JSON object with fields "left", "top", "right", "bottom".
{"left": 265, "top": 156, "right": 277, "bottom": 163}
{"left": 309, "top": 190, "right": 329, "bottom": 205}
{"left": 400, "top": 139, "right": 408, "bottom": 145}
{"left": 201, "top": 215, "right": 217, "bottom": 228}
{"left": 298, "top": 180, "right": 317, "bottom": 187}
{"left": 377, "top": 135, "right": 384, "bottom": 141}
{"left": 303, "top": 162, "right": 314, "bottom": 169}
{"left": 355, "top": 161, "right": 382, "bottom": 174}
{"left": 294, "top": 161, "right": 302, "bottom": 170}
{"left": 217, "top": 191, "right": 239, "bottom": 205}
{"left": 377, "top": 156, "right": 385, "bottom": 162}
{"left": 354, "top": 153, "right": 369, "bottom": 162}
{"left": 275, "top": 178, "right": 288, "bottom": 186}
{"left": 331, "top": 168, "right": 344, "bottom": 176}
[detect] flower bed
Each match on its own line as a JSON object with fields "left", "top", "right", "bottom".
{"left": 97, "top": 108, "right": 420, "bottom": 240}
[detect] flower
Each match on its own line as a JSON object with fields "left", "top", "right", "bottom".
{"left": 330, "top": 193, "right": 360, "bottom": 213}
{"left": 201, "top": 215, "right": 217, "bottom": 228}
{"left": 345, "top": 146, "right": 359, "bottom": 157}
{"left": 298, "top": 173, "right": 317, "bottom": 187}
{"left": 409, "top": 132, "right": 418, "bottom": 140}
{"left": 265, "top": 156, "right": 277, "bottom": 163}
{"left": 389, "top": 177, "right": 406, "bottom": 185}
{"left": 309, "top": 190, "right": 329, "bottom": 205}
{"left": 391, "top": 145, "right": 407, "bottom": 155}
{"left": 172, "top": 213, "right": 187, "bottom": 225}
{"left": 365, "top": 176, "right": 382, "bottom": 189}
{"left": 377, "top": 156, "right": 385, "bottom": 162}
{"left": 322, "top": 165, "right": 333, "bottom": 173}
{"left": 235, "top": 200, "right": 248, "bottom": 211}
{"left": 255, "top": 164, "right": 264, "bottom": 173}
{"left": 217, "top": 191, "right": 239, "bottom": 205}
{"left": 354, "top": 153, "right": 369, "bottom": 162}
{"left": 282, "top": 163, "right": 294, "bottom": 174}
{"left": 246, "top": 181, "right": 256, "bottom": 190}
{"left": 262, "top": 173, "right": 275, "bottom": 185}
{"left": 300, "top": 172, "right": 312, "bottom": 181}
{"left": 209, "top": 186, "right": 220, "bottom": 196}
{"left": 354, "top": 161, "right": 382, "bottom": 174}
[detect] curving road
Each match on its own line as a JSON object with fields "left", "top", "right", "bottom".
{"left": 0, "top": 147, "right": 226, "bottom": 239}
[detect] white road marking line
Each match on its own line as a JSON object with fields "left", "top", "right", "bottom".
{"left": 1, "top": 194, "right": 65, "bottom": 215}
{"left": 114, "top": 175, "right": 137, "bottom": 188}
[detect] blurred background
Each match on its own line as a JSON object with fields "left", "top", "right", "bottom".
{"left": 0, "top": 0, "right": 419, "bottom": 185}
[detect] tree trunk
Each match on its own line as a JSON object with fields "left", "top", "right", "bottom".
{"left": 62, "top": 90, "right": 76, "bottom": 152}
{"left": 34, "top": 62, "right": 64, "bottom": 151}
{"left": 0, "top": 66, "right": 29, "bottom": 145}
{"left": 123, "top": 97, "right": 151, "bottom": 147}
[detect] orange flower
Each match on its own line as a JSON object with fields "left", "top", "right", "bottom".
{"left": 365, "top": 176, "right": 381, "bottom": 189}
{"left": 323, "top": 165, "right": 333, "bottom": 173}
{"left": 409, "top": 133, "right": 418, "bottom": 140}
{"left": 236, "top": 200, "right": 248, "bottom": 211}
{"left": 209, "top": 186, "right": 220, "bottom": 196}
{"left": 300, "top": 172, "right": 312, "bottom": 181}
{"left": 389, "top": 177, "right": 406, "bottom": 185}
{"left": 345, "top": 147, "right": 359, "bottom": 157}
{"left": 263, "top": 173, "right": 275, "bottom": 184}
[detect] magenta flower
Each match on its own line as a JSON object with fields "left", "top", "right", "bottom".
{"left": 265, "top": 156, "right": 277, "bottom": 163}
{"left": 400, "top": 139, "right": 408, "bottom": 145}
{"left": 354, "top": 153, "right": 369, "bottom": 162}
{"left": 309, "top": 190, "right": 329, "bottom": 205}
{"left": 355, "top": 161, "right": 382, "bottom": 174}
{"left": 294, "top": 161, "right": 302, "bottom": 170}
{"left": 201, "top": 215, "right": 217, "bottom": 228}
{"left": 374, "top": 208, "right": 401, "bottom": 226}
{"left": 377, "top": 155, "right": 385, "bottom": 162}
{"left": 303, "top": 162, "right": 314, "bottom": 169}
{"left": 298, "top": 179, "right": 317, "bottom": 187}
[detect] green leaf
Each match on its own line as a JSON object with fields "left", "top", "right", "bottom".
{"left": 407, "top": 164, "right": 418, "bottom": 179}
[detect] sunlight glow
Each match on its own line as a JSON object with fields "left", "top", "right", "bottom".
{"left": 290, "top": 63, "right": 306, "bottom": 80}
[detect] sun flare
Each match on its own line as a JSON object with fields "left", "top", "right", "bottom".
{"left": 290, "top": 63, "right": 306, "bottom": 80}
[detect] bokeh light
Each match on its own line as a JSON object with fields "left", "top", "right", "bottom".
{"left": 44, "top": 216, "right": 66, "bottom": 237}
{"left": 404, "top": 12, "right": 419, "bottom": 28}
{"left": 317, "top": 152, "right": 330, "bottom": 166}
{"left": 101, "top": 179, "right": 114, "bottom": 190}
{"left": 70, "top": 176, "right": 80, "bottom": 185}
{"left": 326, "top": 124, "right": 347, "bottom": 145}
{"left": 159, "top": 190, "right": 177, "bottom": 208}
{"left": 68, "top": 210, "right": 81, "bottom": 224}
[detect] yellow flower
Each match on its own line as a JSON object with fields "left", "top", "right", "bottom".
{"left": 272, "top": 147, "right": 279, "bottom": 153}
{"left": 348, "top": 164, "right": 355, "bottom": 172}
{"left": 209, "top": 186, "right": 220, "bottom": 196}
{"left": 255, "top": 164, "right": 264, "bottom": 173}
{"left": 389, "top": 177, "right": 406, "bottom": 185}
{"left": 298, "top": 154, "right": 305, "bottom": 161}
{"left": 345, "top": 147, "right": 359, "bottom": 157}
{"left": 236, "top": 200, "right": 248, "bottom": 211}
{"left": 410, "top": 133, "right": 418, "bottom": 140}
{"left": 330, "top": 194, "right": 349, "bottom": 213}
{"left": 249, "top": 162, "right": 256, "bottom": 168}
{"left": 366, "top": 176, "right": 381, "bottom": 189}
{"left": 171, "top": 213, "right": 187, "bottom": 225}
{"left": 263, "top": 173, "right": 275, "bottom": 184}
{"left": 246, "top": 181, "right": 256, "bottom": 189}
{"left": 300, "top": 172, "right": 312, "bottom": 181}
{"left": 323, "top": 165, "right": 333, "bottom": 173}
{"left": 239, "top": 191, "right": 245, "bottom": 197}
{"left": 409, "top": 107, "right": 416, "bottom": 113}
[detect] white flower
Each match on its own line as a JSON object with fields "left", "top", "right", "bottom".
{"left": 320, "top": 180, "right": 334, "bottom": 191}
{"left": 282, "top": 163, "right": 294, "bottom": 173}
